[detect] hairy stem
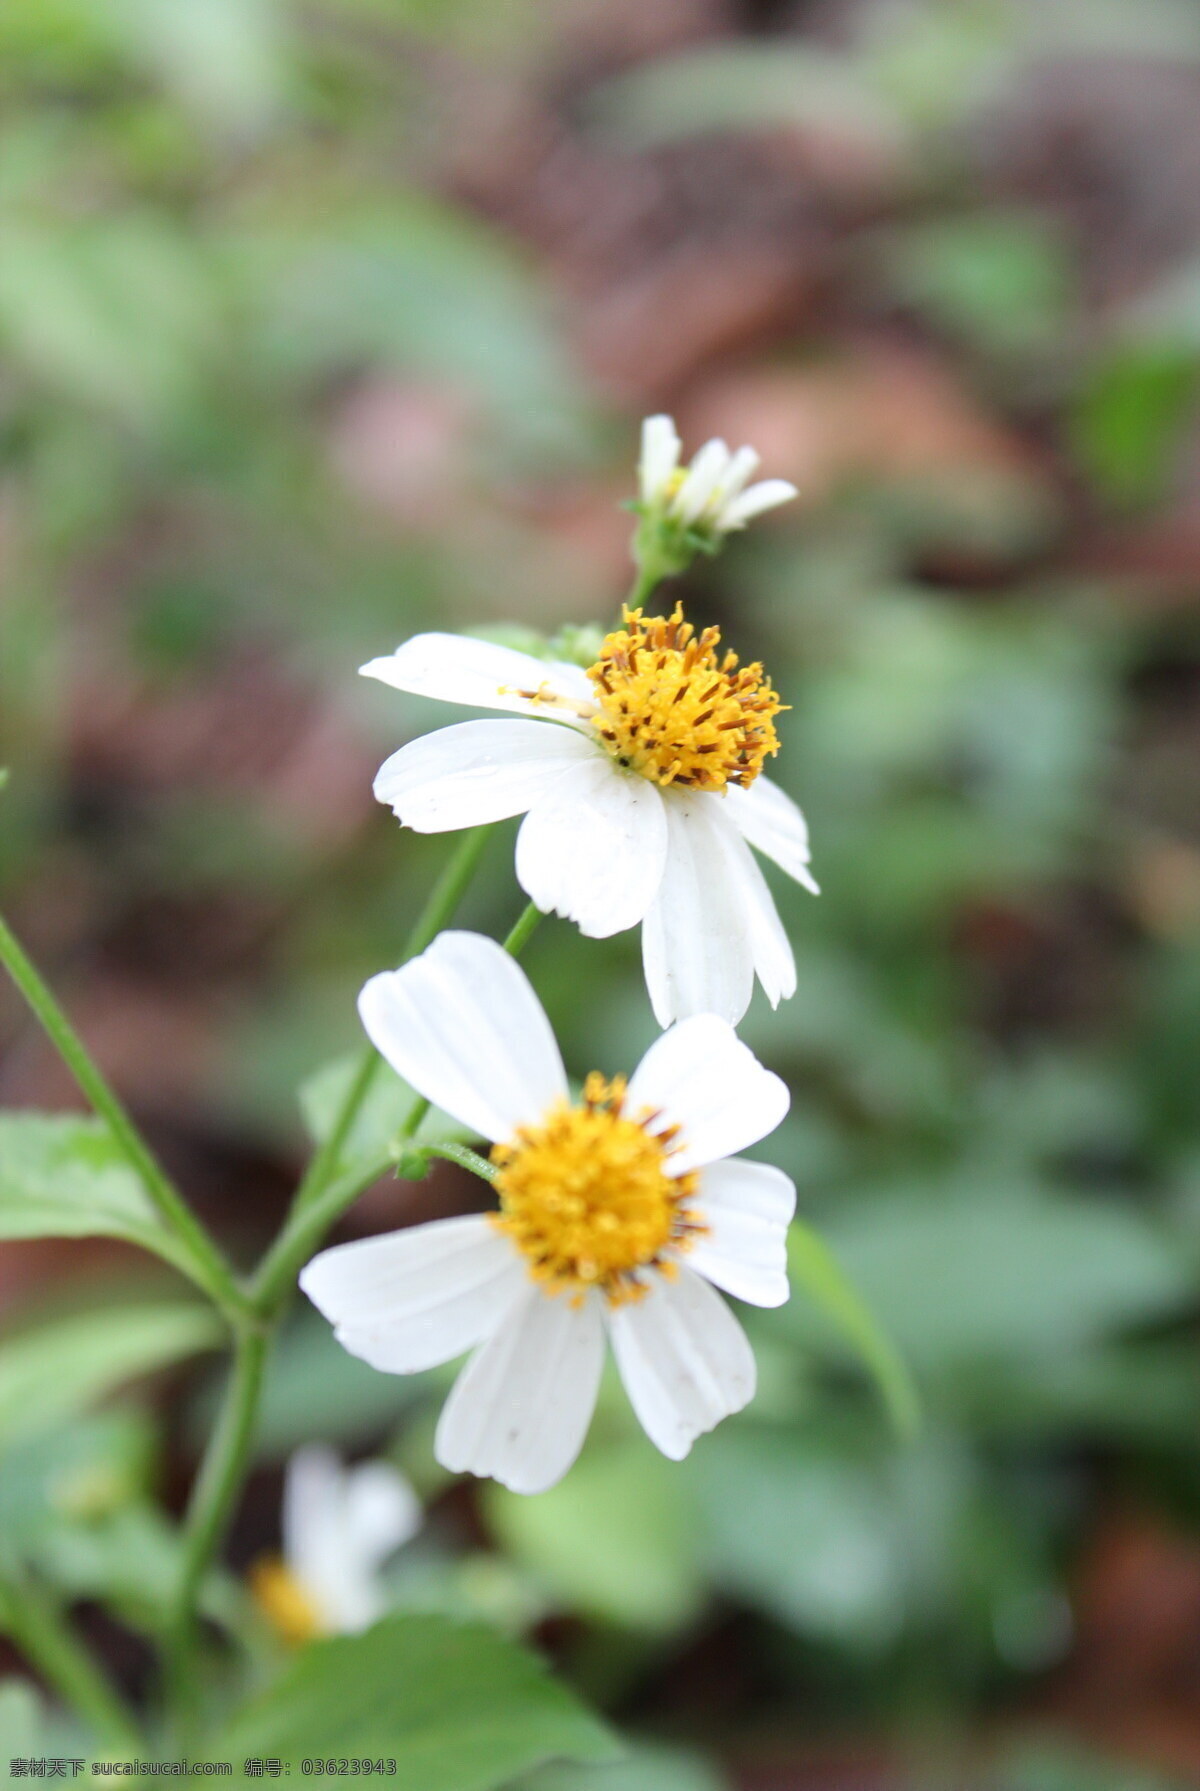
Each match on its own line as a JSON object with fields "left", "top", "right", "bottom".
{"left": 0, "top": 1573, "right": 140, "bottom": 1751}
{"left": 422, "top": 1142, "right": 498, "bottom": 1183}
{"left": 0, "top": 912, "right": 248, "bottom": 1324}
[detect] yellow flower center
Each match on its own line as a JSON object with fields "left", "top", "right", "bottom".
{"left": 249, "top": 1557, "right": 325, "bottom": 1646}
{"left": 585, "top": 604, "right": 785, "bottom": 792}
{"left": 489, "top": 1073, "right": 704, "bottom": 1306}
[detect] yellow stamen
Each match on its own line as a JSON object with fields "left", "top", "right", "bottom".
{"left": 490, "top": 1072, "right": 704, "bottom": 1306}
{"left": 249, "top": 1557, "right": 325, "bottom": 1646}
{"left": 586, "top": 604, "right": 785, "bottom": 792}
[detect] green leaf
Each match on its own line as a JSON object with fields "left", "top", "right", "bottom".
{"left": 0, "top": 1678, "right": 41, "bottom": 1762}
{"left": 299, "top": 1052, "right": 477, "bottom": 1177}
{"left": 35, "top": 1502, "right": 237, "bottom": 1637}
{"left": 485, "top": 1438, "right": 703, "bottom": 1634}
{"left": 0, "top": 1301, "right": 223, "bottom": 1451}
{"left": 222, "top": 1613, "right": 618, "bottom": 1788}
{"left": 584, "top": 44, "right": 904, "bottom": 158}
{"left": 787, "top": 1220, "right": 921, "bottom": 1440}
{"left": 688, "top": 1426, "right": 907, "bottom": 1648}
{"left": 0, "top": 1114, "right": 195, "bottom": 1275}
{"left": 882, "top": 211, "right": 1072, "bottom": 360}
{"left": 1071, "top": 345, "right": 1198, "bottom": 506}
{"left": 804, "top": 1179, "right": 1190, "bottom": 1373}
{"left": 994, "top": 1737, "right": 1192, "bottom": 1791}
{"left": 0, "top": 1412, "right": 154, "bottom": 1551}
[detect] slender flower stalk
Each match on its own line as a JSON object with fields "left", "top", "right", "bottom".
{"left": 289, "top": 824, "right": 492, "bottom": 1216}
{"left": 165, "top": 1323, "right": 269, "bottom": 1732}
{"left": 171, "top": 866, "right": 541, "bottom": 1694}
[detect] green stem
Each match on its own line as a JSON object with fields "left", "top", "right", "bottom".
{"left": 626, "top": 561, "right": 663, "bottom": 610}
{"left": 503, "top": 898, "right": 543, "bottom": 958}
{"left": 291, "top": 826, "right": 491, "bottom": 1215}
{"left": 0, "top": 911, "right": 248, "bottom": 1324}
{"left": 165, "top": 1324, "right": 268, "bottom": 1726}
{"left": 249, "top": 1154, "right": 393, "bottom": 1315}
{"left": 0, "top": 1573, "right": 139, "bottom": 1750}
{"left": 421, "top": 1142, "right": 497, "bottom": 1183}
{"left": 164, "top": 828, "right": 503, "bottom": 1700}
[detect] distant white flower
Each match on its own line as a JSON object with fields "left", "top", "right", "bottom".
{"left": 638, "top": 413, "right": 798, "bottom": 537}
{"left": 361, "top": 605, "right": 817, "bottom": 1028}
{"left": 300, "top": 933, "right": 796, "bottom": 1496}
{"left": 251, "top": 1446, "right": 421, "bottom": 1642}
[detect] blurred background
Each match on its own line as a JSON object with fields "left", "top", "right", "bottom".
{"left": 4, "top": 0, "right": 1200, "bottom": 1785}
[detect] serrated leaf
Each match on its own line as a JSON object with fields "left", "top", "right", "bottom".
{"left": 299, "top": 1052, "right": 476, "bottom": 1174}
{"left": 0, "top": 1114, "right": 193, "bottom": 1274}
{"left": 222, "top": 1613, "right": 617, "bottom": 1789}
{"left": 0, "top": 1302, "right": 223, "bottom": 1451}
{"left": 787, "top": 1220, "right": 921, "bottom": 1440}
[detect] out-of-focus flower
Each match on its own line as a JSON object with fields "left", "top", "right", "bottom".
{"left": 251, "top": 1446, "right": 421, "bottom": 1643}
{"left": 637, "top": 413, "right": 798, "bottom": 541}
{"left": 300, "top": 932, "right": 795, "bottom": 1496}
{"left": 361, "top": 608, "right": 817, "bottom": 1027}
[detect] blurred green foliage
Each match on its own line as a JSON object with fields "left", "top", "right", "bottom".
{"left": 2, "top": 0, "right": 1200, "bottom": 1785}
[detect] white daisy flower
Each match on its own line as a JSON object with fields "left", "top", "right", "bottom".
{"left": 299, "top": 932, "right": 796, "bottom": 1497}
{"left": 251, "top": 1445, "right": 421, "bottom": 1642}
{"left": 361, "top": 606, "right": 817, "bottom": 1028}
{"left": 638, "top": 413, "right": 798, "bottom": 537}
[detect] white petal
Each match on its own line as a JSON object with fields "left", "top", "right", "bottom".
{"left": 723, "top": 777, "right": 819, "bottom": 893}
{"left": 344, "top": 1460, "right": 422, "bottom": 1561}
{"left": 358, "top": 932, "right": 567, "bottom": 1143}
{"left": 360, "top": 634, "right": 595, "bottom": 728}
{"left": 671, "top": 439, "right": 732, "bottom": 524}
{"left": 300, "top": 1215, "right": 527, "bottom": 1374}
{"left": 639, "top": 414, "right": 681, "bottom": 504}
{"left": 281, "top": 1444, "right": 343, "bottom": 1589}
{"left": 515, "top": 758, "right": 668, "bottom": 939}
{"left": 721, "top": 822, "right": 796, "bottom": 1008}
{"left": 281, "top": 1446, "right": 378, "bottom": 1633}
{"left": 625, "top": 1013, "right": 789, "bottom": 1174}
{"left": 609, "top": 1268, "right": 756, "bottom": 1460}
{"left": 373, "top": 719, "right": 597, "bottom": 833}
{"left": 435, "top": 1288, "right": 605, "bottom": 1495}
{"left": 713, "top": 444, "right": 760, "bottom": 506}
{"left": 640, "top": 792, "right": 755, "bottom": 1027}
{"left": 718, "top": 478, "right": 798, "bottom": 529}
{"left": 688, "top": 1159, "right": 796, "bottom": 1308}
